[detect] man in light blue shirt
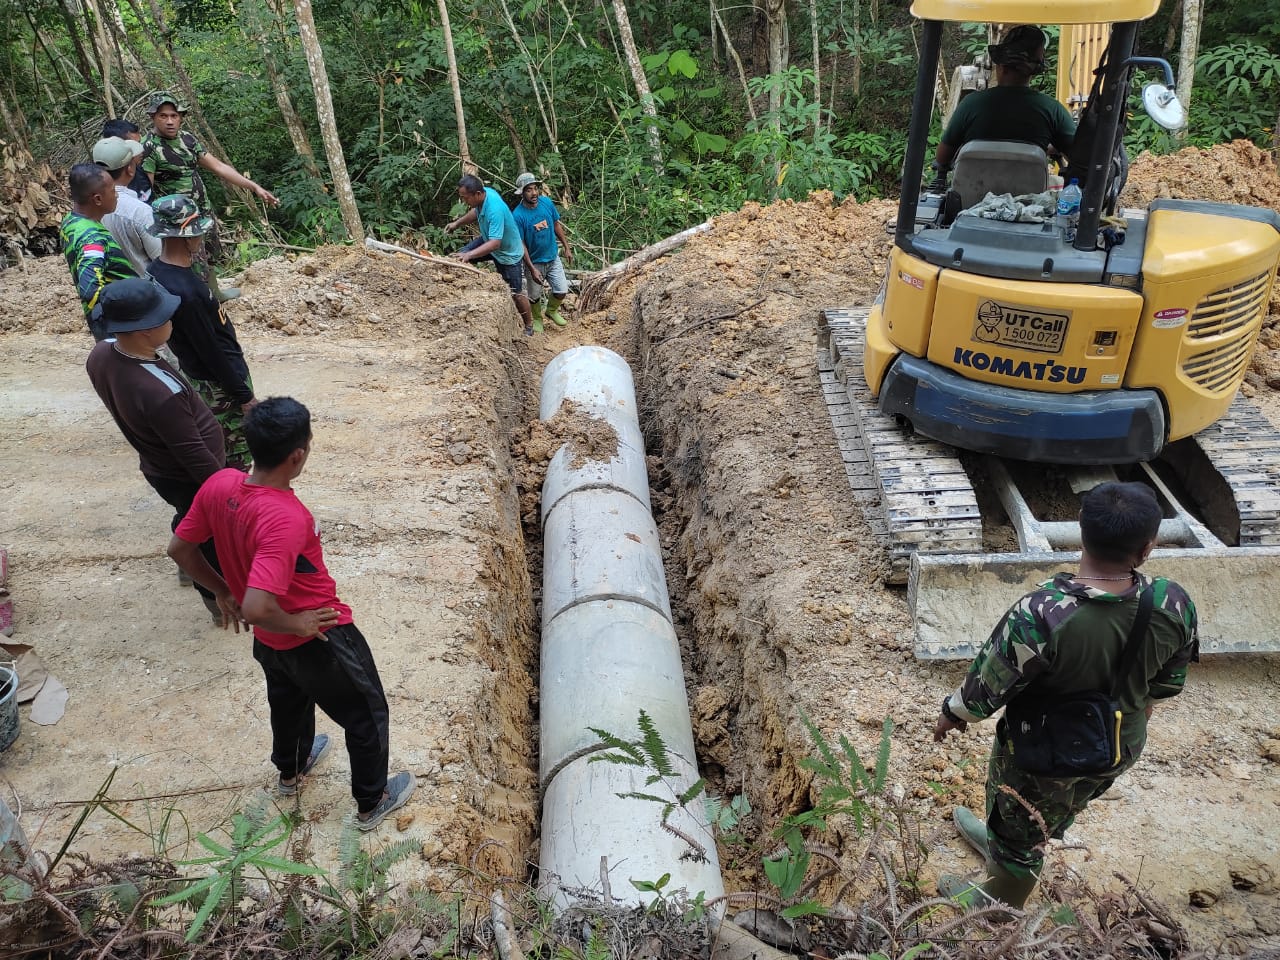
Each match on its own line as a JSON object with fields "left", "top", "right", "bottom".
{"left": 511, "top": 172, "right": 572, "bottom": 330}
{"left": 446, "top": 174, "right": 539, "bottom": 334}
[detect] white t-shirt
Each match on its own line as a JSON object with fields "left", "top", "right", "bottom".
{"left": 103, "top": 185, "right": 162, "bottom": 276}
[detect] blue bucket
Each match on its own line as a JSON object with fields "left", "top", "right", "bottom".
{"left": 0, "top": 665, "right": 17, "bottom": 752}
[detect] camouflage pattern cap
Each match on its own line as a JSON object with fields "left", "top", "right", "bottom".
{"left": 148, "top": 194, "right": 213, "bottom": 238}
{"left": 146, "top": 91, "right": 189, "bottom": 114}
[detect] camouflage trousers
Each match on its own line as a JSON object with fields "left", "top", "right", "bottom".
{"left": 193, "top": 374, "right": 253, "bottom": 472}
{"left": 190, "top": 223, "right": 227, "bottom": 298}
{"left": 984, "top": 719, "right": 1137, "bottom": 879}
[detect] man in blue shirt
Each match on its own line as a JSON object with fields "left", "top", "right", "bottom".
{"left": 511, "top": 172, "right": 573, "bottom": 329}
{"left": 446, "top": 174, "right": 539, "bottom": 335}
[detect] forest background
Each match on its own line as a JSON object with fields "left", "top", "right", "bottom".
{"left": 2, "top": 0, "right": 1279, "bottom": 268}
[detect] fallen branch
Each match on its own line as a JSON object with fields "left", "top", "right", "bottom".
{"left": 490, "top": 889, "right": 527, "bottom": 960}
{"left": 577, "top": 221, "right": 713, "bottom": 313}
{"left": 364, "top": 237, "right": 488, "bottom": 276}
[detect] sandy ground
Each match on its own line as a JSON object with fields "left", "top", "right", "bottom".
{"left": 2, "top": 140, "right": 1279, "bottom": 953}
{"left": 0, "top": 249, "right": 537, "bottom": 886}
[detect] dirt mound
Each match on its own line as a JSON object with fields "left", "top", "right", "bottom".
{"left": 234, "top": 246, "right": 516, "bottom": 343}
{"left": 1122, "top": 139, "right": 1280, "bottom": 209}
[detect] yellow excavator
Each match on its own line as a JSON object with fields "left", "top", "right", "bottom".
{"left": 818, "top": 0, "right": 1280, "bottom": 658}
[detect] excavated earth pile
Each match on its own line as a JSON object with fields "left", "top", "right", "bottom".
{"left": 0, "top": 247, "right": 537, "bottom": 883}
{"left": 627, "top": 150, "right": 1280, "bottom": 951}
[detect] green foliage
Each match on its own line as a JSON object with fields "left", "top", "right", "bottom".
{"left": 149, "top": 801, "right": 322, "bottom": 942}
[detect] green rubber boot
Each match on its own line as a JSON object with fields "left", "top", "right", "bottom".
{"left": 953, "top": 807, "right": 991, "bottom": 860}
{"left": 547, "top": 296, "right": 567, "bottom": 327}
{"left": 529, "top": 299, "right": 544, "bottom": 333}
{"left": 938, "top": 864, "right": 1037, "bottom": 912}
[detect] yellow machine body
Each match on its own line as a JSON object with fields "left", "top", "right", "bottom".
{"left": 866, "top": 205, "right": 1280, "bottom": 449}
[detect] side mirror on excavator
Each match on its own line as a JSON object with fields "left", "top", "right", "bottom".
{"left": 1125, "top": 56, "right": 1188, "bottom": 132}
{"left": 1142, "top": 83, "right": 1187, "bottom": 131}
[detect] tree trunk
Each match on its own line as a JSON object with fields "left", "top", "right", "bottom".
{"left": 251, "top": 0, "right": 324, "bottom": 182}
{"left": 807, "top": 0, "right": 820, "bottom": 140}
{"left": 1163, "top": 1, "right": 1182, "bottom": 56}
{"left": 103, "top": 0, "right": 151, "bottom": 89}
{"left": 711, "top": 1, "right": 757, "bottom": 123}
{"left": 435, "top": 0, "right": 472, "bottom": 173}
{"left": 80, "top": 0, "right": 119, "bottom": 115}
{"left": 609, "top": 0, "right": 663, "bottom": 169}
{"left": 0, "top": 85, "right": 28, "bottom": 150}
{"left": 1175, "top": 0, "right": 1202, "bottom": 141}
{"left": 291, "top": 0, "right": 364, "bottom": 240}
{"left": 851, "top": 0, "right": 861, "bottom": 97}
{"left": 765, "top": 0, "right": 787, "bottom": 186}
{"left": 134, "top": 0, "right": 240, "bottom": 167}
{"left": 55, "top": 0, "right": 99, "bottom": 91}
{"left": 554, "top": 0, "right": 625, "bottom": 131}
{"left": 480, "top": 37, "right": 529, "bottom": 171}
{"left": 496, "top": 0, "right": 563, "bottom": 167}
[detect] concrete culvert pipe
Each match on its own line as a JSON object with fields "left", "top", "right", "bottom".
{"left": 538, "top": 346, "right": 724, "bottom": 912}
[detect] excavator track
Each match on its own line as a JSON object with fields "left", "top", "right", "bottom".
{"left": 818, "top": 308, "right": 982, "bottom": 582}
{"left": 818, "top": 308, "right": 1280, "bottom": 659}
{"left": 1189, "top": 397, "right": 1280, "bottom": 547}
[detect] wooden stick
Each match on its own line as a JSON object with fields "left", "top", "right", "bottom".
{"left": 490, "top": 889, "right": 527, "bottom": 960}
{"left": 577, "top": 220, "right": 712, "bottom": 313}
{"left": 364, "top": 237, "right": 488, "bottom": 275}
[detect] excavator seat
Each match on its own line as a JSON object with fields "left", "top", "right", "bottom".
{"left": 950, "top": 140, "right": 1050, "bottom": 212}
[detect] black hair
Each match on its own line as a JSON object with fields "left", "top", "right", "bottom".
{"left": 458, "top": 173, "right": 485, "bottom": 195}
{"left": 102, "top": 118, "right": 140, "bottom": 138}
{"left": 1079, "top": 481, "right": 1161, "bottom": 565}
{"left": 69, "top": 163, "right": 112, "bottom": 204}
{"left": 990, "top": 25, "right": 1048, "bottom": 72}
{"left": 245, "top": 397, "right": 312, "bottom": 469}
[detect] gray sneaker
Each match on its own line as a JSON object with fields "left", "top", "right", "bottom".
{"left": 278, "top": 734, "right": 331, "bottom": 796}
{"left": 356, "top": 771, "right": 416, "bottom": 831}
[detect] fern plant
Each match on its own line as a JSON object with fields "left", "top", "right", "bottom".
{"left": 588, "top": 709, "right": 707, "bottom": 829}
{"left": 150, "top": 800, "right": 323, "bottom": 942}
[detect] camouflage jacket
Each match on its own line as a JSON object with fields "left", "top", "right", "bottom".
{"left": 141, "top": 130, "right": 208, "bottom": 213}
{"left": 947, "top": 573, "right": 1198, "bottom": 754}
{"left": 60, "top": 212, "right": 136, "bottom": 332}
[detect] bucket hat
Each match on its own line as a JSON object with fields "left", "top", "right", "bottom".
{"left": 92, "top": 136, "right": 144, "bottom": 171}
{"left": 148, "top": 194, "right": 213, "bottom": 238}
{"left": 513, "top": 172, "right": 541, "bottom": 195}
{"left": 146, "top": 91, "right": 189, "bottom": 114}
{"left": 90, "top": 278, "right": 180, "bottom": 335}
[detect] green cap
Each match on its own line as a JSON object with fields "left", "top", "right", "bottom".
{"left": 148, "top": 194, "right": 213, "bottom": 238}
{"left": 146, "top": 91, "right": 188, "bottom": 115}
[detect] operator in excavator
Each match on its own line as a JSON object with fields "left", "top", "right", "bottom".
{"left": 933, "top": 25, "right": 1076, "bottom": 176}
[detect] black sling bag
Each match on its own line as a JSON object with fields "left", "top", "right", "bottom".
{"left": 1004, "top": 586, "right": 1153, "bottom": 777}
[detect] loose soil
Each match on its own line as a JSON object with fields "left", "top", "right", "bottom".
{"left": 1, "top": 140, "right": 1278, "bottom": 953}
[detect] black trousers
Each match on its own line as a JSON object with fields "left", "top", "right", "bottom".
{"left": 252, "top": 624, "right": 390, "bottom": 813}
{"left": 145, "top": 473, "right": 221, "bottom": 601}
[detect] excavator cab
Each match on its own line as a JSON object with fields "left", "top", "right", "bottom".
{"left": 818, "top": 0, "right": 1280, "bottom": 658}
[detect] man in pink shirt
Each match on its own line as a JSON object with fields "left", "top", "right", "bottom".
{"left": 168, "top": 397, "right": 414, "bottom": 829}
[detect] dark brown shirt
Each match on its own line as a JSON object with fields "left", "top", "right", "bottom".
{"left": 86, "top": 340, "right": 225, "bottom": 483}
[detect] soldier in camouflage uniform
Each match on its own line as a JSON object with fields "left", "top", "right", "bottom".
{"left": 141, "top": 91, "right": 279, "bottom": 301}
{"left": 147, "top": 195, "right": 257, "bottom": 471}
{"left": 60, "top": 163, "right": 137, "bottom": 339}
{"left": 933, "top": 481, "right": 1198, "bottom": 910}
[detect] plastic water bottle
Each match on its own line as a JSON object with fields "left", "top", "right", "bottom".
{"left": 1057, "top": 178, "right": 1082, "bottom": 242}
